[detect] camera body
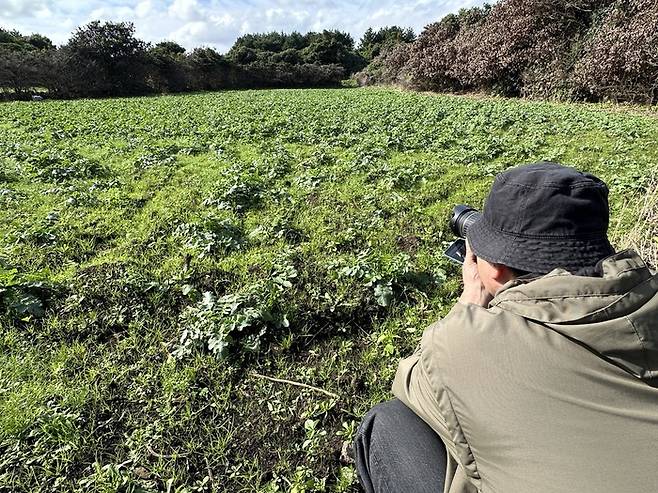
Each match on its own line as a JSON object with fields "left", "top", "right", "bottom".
{"left": 444, "top": 205, "right": 481, "bottom": 264}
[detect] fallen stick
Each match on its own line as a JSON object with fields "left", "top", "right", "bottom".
{"left": 251, "top": 372, "right": 339, "bottom": 399}
{"left": 146, "top": 444, "right": 188, "bottom": 459}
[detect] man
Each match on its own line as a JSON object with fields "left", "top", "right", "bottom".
{"left": 353, "top": 162, "right": 658, "bottom": 493}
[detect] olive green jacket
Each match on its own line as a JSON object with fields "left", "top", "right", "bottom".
{"left": 393, "top": 250, "right": 658, "bottom": 493}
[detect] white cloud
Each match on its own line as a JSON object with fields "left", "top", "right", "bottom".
{"left": 209, "top": 12, "right": 235, "bottom": 27}
{"left": 87, "top": 5, "right": 136, "bottom": 22}
{"left": 0, "top": 0, "right": 54, "bottom": 18}
{"left": 1, "top": 0, "right": 486, "bottom": 51}
{"left": 291, "top": 9, "right": 310, "bottom": 23}
{"left": 34, "top": 5, "right": 53, "bottom": 18}
{"left": 135, "top": 0, "right": 153, "bottom": 18}
{"left": 168, "top": 0, "right": 202, "bottom": 21}
{"left": 265, "top": 8, "right": 284, "bottom": 21}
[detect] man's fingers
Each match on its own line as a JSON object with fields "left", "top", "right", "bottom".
{"left": 464, "top": 239, "right": 477, "bottom": 263}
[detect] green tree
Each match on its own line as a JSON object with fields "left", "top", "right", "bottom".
{"left": 282, "top": 31, "right": 306, "bottom": 50}
{"left": 357, "top": 26, "right": 415, "bottom": 61}
{"left": 187, "top": 47, "right": 230, "bottom": 90}
{"left": 147, "top": 41, "right": 187, "bottom": 92}
{"left": 26, "top": 34, "right": 55, "bottom": 50}
{"left": 0, "top": 47, "right": 55, "bottom": 97}
{"left": 0, "top": 28, "right": 54, "bottom": 51}
{"left": 153, "top": 41, "right": 186, "bottom": 57}
{"left": 229, "top": 46, "right": 258, "bottom": 64}
{"left": 302, "top": 30, "right": 366, "bottom": 74}
{"left": 271, "top": 48, "right": 303, "bottom": 65}
{"left": 63, "top": 20, "right": 149, "bottom": 96}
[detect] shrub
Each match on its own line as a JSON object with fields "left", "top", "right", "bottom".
{"left": 365, "top": 0, "right": 658, "bottom": 104}
{"left": 403, "top": 17, "right": 464, "bottom": 91}
{"left": 449, "top": 0, "right": 603, "bottom": 96}
{"left": 573, "top": 0, "right": 658, "bottom": 103}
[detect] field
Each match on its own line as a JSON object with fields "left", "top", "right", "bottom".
{"left": 1, "top": 88, "right": 657, "bottom": 492}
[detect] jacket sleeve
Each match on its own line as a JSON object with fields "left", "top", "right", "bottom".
{"left": 392, "top": 302, "right": 482, "bottom": 492}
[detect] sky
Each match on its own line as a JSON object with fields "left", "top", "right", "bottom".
{"left": 0, "top": 0, "right": 484, "bottom": 53}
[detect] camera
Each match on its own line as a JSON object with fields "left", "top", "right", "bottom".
{"left": 444, "top": 205, "right": 481, "bottom": 264}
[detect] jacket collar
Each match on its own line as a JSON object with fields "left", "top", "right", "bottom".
{"left": 489, "top": 250, "right": 658, "bottom": 381}
{"left": 490, "top": 249, "right": 654, "bottom": 324}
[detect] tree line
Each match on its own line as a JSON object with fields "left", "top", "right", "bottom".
{"left": 358, "top": 0, "right": 658, "bottom": 104}
{"left": 0, "top": 22, "right": 413, "bottom": 100}
{"left": 4, "top": 0, "right": 658, "bottom": 105}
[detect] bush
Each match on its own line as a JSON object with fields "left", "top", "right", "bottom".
{"left": 404, "top": 17, "right": 464, "bottom": 91}
{"left": 573, "top": 0, "right": 658, "bottom": 103}
{"left": 355, "top": 43, "right": 413, "bottom": 87}
{"left": 365, "top": 0, "right": 658, "bottom": 104}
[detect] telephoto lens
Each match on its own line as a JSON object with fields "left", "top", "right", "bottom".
{"left": 450, "top": 205, "right": 481, "bottom": 238}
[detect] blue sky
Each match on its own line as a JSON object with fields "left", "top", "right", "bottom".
{"left": 0, "top": 0, "right": 483, "bottom": 53}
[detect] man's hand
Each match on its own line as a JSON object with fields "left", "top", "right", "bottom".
{"left": 458, "top": 240, "right": 494, "bottom": 307}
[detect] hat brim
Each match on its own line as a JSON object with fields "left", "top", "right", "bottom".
{"left": 466, "top": 217, "right": 615, "bottom": 274}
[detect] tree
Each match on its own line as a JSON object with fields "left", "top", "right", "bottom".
{"left": 228, "top": 32, "right": 287, "bottom": 56}
{"left": 64, "top": 20, "right": 149, "bottom": 96}
{"left": 147, "top": 41, "right": 187, "bottom": 92}
{"left": 228, "top": 46, "right": 258, "bottom": 64}
{"left": 0, "top": 28, "right": 54, "bottom": 51}
{"left": 449, "top": 0, "right": 599, "bottom": 96}
{"left": 282, "top": 31, "right": 306, "bottom": 51}
{"left": 0, "top": 29, "right": 25, "bottom": 51}
{"left": 357, "top": 26, "right": 415, "bottom": 61}
{"left": 226, "top": 29, "right": 365, "bottom": 76}
{"left": 0, "top": 47, "right": 56, "bottom": 98}
{"left": 187, "top": 47, "right": 229, "bottom": 90}
{"left": 271, "top": 48, "right": 303, "bottom": 65}
{"left": 26, "top": 34, "right": 54, "bottom": 50}
{"left": 302, "top": 30, "right": 366, "bottom": 74}
{"left": 573, "top": 0, "right": 658, "bottom": 103}
{"left": 153, "top": 41, "right": 185, "bottom": 57}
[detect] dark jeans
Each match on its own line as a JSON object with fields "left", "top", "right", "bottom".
{"left": 353, "top": 399, "right": 447, "bottom": 493}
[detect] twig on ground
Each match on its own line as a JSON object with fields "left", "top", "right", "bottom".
{"left": 146, "top": 444, "right": 189, "bottom": 459}
{"left": 205, "top": 457, "right": 214, "bottom": 485}
{"left": 251, "top": 372, "right": 339, "bottom": 399}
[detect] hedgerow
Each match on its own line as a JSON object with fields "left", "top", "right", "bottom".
{"left": 361, "top": 0, "right": 658, "bottom": 104}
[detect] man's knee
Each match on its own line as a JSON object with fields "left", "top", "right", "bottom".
{"left": 353, "top": 400, "right": 406, "bottom": 492}
{"left": 353, "top": 400, "right": 413, "bottom": 468}
{"left": 357, "top": 399, "right": 409, "bottom": 442}
{"left": 353, "top": 399, "right": 448, "bottom": 493}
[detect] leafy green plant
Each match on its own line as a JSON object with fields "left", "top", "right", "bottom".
{"left": 133, "top": 149, "right": 177, "bottom": 171}
{"left": 302, "top": 418, "right": 328, "bottom": 456}
{"left": 0, "top": 266, "right": 49, "bottom": 320}
{"left": 173, "top": 219, "right": 244, "bottom": 258}
{"left": 23, "top": 148, "right": 108, "bottom": 183}
{"left": 203, "top": 178, "right": 264, "bottom": 212}
{"left": 175, "top": 263, "right": 297, "bottom": 359}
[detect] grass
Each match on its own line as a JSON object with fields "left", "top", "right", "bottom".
{"left": 616, "top": 174, "right": 658, "bottom": 269}
{"left": 1, "top": 87, "right": 657, "bottom": 492}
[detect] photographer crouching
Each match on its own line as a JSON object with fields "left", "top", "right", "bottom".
{"left": 353, "top": 162, "right": 658, "bottom": 493}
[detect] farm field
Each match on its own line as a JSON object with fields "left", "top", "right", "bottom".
{"left": 1, "top": 87, "right": 657, "bottom": 492}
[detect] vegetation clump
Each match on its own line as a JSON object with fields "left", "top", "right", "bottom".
{"left": 359, "top": 0, "right": 658, "bottom": 104}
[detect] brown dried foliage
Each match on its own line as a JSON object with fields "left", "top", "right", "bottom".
{"left": 373, "top": 0, "right": 658, "bottom": 103}
{"left": 573, "top": 0, "right": 658, "bottom": 103}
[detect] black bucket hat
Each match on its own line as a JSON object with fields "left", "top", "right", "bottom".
{"left": 467, "top": 161, "right": 615, "bottom": 274}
